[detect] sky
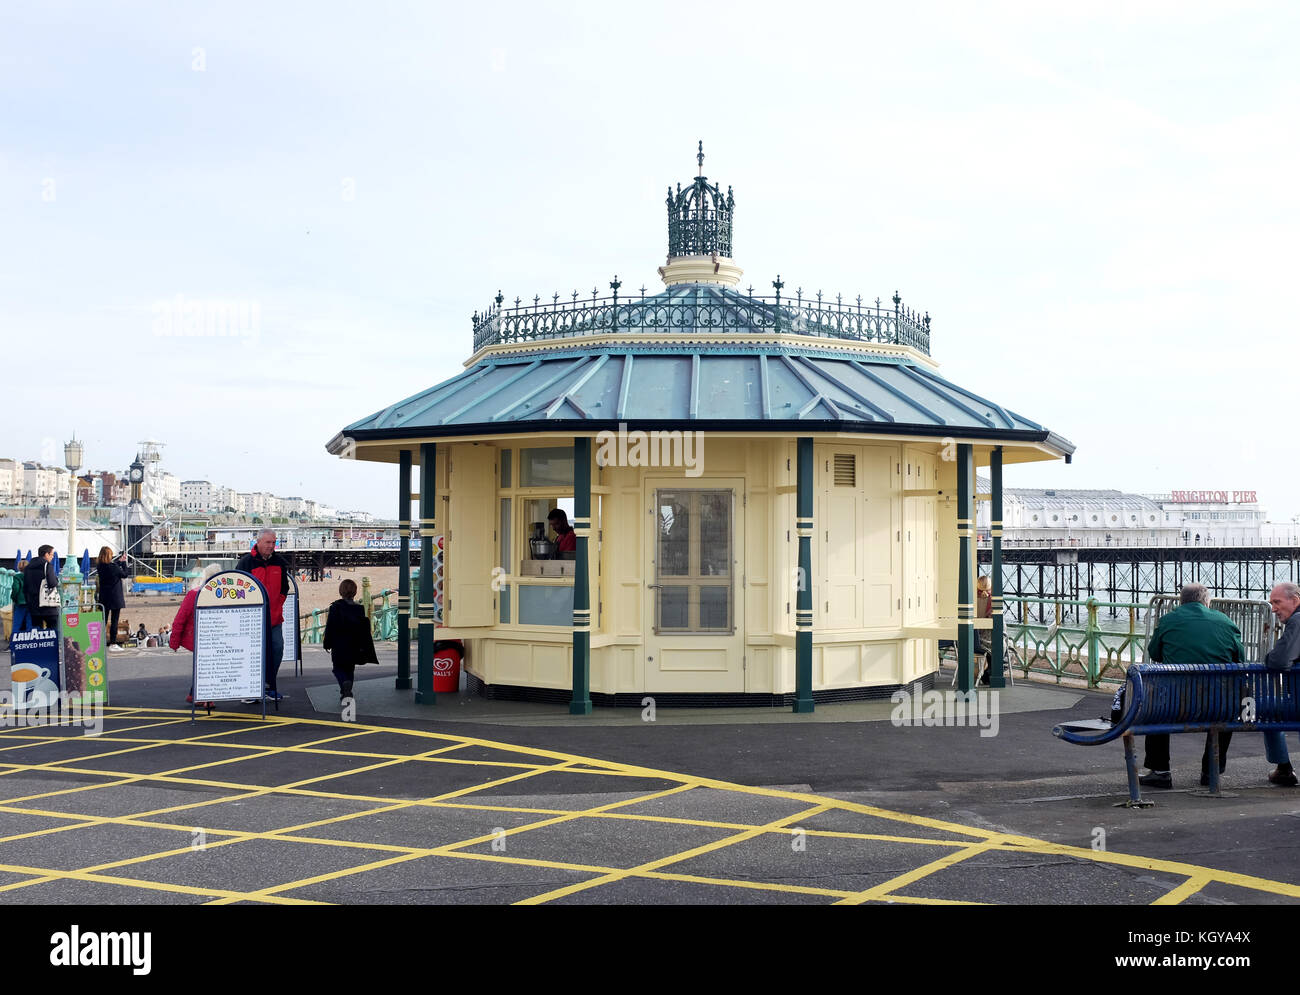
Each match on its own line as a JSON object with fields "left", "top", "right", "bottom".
{"left": 2, "top": 1, "right": 1296, "bottom": 520}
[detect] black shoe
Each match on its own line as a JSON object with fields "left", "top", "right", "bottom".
{"left": 1269, "top": 766, "right": 1298, "bottom": 787}
{"left": 1139, "top": 771, "right": 1172, "bottom": 789}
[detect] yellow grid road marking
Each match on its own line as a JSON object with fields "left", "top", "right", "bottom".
{"left": 834, "top": 840, "right": 1007, "bottom": 905}
{"left": 1, "top": 708, "right": 1297, "bottom": 905}
{"left": 514, "top": 802, "right": 831, "bottom": 905}
{"left": 1153, "top": 874, "right": 1210, "bottom": 905}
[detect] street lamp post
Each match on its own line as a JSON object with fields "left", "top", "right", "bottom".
{"left": 64, "top": 436, "right": 83, "bottom": 569}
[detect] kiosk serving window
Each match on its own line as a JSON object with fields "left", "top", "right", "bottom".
{"left": 497, "top": 445, "right": 584, "bottom": 626}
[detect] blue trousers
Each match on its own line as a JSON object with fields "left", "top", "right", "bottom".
{"left": 265, "top": 624, "right": 284, "bottom": 691}
{"left": 1265, "top": 732, "right": 1291, "bottom": 765}
{"left": 10, "top": 605, "right": 31, "bottom": 637}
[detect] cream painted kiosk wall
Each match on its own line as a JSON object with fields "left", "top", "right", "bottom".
{"left": 429, "top": 435, "right": 1004, "bottom": 700}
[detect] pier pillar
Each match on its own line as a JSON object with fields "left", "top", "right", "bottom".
{"left": 396, "top": 449, "right": 412, "bottom": 691}
{"left": 989, "top": 446, "right": 1006, "bottom": 688}
{"left": 415, "top": 442, "right": 436, "bottom": 705}
{"left": 956, "top": 443, "right": 976, "bottom": 692}
{"left": 570, "top": 437, "right": 593, "bottom": 715}
{"left": 794, "top": 436, "right": 815, "bottom": 713}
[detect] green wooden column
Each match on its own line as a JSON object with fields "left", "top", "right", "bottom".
{"left": 794, "top": 437, "right": 815, "bottom": 713}
{"left": 570, "top": 436, "right": 593, "bottom": 715}
{"left": 415, "top": 442, "right": 437, "bottom": 705}
{"left": 396, "top": 449, "right": 412, "bottom": 691}
{"left": 956, "top": 443, "right": 976, "bottom": 692}
{"left": 989, "top": 446, "right": 1006, "bottom": 688}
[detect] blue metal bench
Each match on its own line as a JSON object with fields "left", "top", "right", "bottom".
{"left": 1054, "top": 663, "right": 1300, "bottom": 807}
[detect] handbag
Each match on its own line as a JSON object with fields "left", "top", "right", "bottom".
{"left": 38, "top": 578, "right": 61, "bottom": 609}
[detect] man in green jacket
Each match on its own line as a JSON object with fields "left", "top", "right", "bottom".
{"left": 1139, "top": 583, "right": 1247, "bottom": 789}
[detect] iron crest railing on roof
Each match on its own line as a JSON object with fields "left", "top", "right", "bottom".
{"left": 472, "top": 284, "right": 931, "bottom": 355}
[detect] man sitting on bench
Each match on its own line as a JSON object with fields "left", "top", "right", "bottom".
{"left": 1262, "top": 582, "right": 1300, "bottom": 787}
{"left": 1137, "top": 583, "right": 1246, "bottom": 789}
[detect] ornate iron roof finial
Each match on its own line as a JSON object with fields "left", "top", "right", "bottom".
{"left": 666, "top": 143, "right": 734, "bottom": 259}
{"left": 892, "top": 290, "right": 901, "bottom": 309}
{"left": 495, "top": 290, "right": 503, "bottom": 306}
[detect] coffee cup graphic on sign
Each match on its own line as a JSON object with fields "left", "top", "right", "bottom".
{"left": 11, "top": 665, "right": 51, "bottom": 706}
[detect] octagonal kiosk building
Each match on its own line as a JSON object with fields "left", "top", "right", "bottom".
{"left": 328, "top": 151, "right": 1074, "bottom": 712}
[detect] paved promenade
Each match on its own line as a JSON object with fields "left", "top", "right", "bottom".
{"left": 0, "top": 646, "right": 1297, "bottom": 905}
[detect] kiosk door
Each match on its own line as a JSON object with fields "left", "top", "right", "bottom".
{"left": 643, "top": 480, "right": 745, "bottom": 693}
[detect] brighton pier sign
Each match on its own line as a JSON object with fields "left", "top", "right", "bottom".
{"left": 1169, "top": 490, "right": 1257, "bottom": 504}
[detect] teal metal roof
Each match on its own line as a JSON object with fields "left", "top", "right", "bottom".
{"left": 339, "top": 310, "right": 1074, "bottom": 457}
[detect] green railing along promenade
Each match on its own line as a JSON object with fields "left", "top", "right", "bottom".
{"left": 301, "top": 589, "right": 399, "bottom": 645}
{"left": 1002, "top": 595, "right": 1144, "bottom": 688}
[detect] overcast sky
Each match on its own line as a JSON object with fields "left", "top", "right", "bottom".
{"left": 2, "top": 1, "right": 1295, "bottom": 520}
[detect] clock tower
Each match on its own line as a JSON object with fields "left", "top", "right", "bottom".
{"left": 124, "top": 454, "right": 154, "bottom": 559}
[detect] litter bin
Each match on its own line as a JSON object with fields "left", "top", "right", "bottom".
{"left": 432, "top": 639, "right": 464, "bottom": 693}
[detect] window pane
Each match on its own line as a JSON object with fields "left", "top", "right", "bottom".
{"left": 699, "top": 586, "right": 730, "bottom": 629}
{"left": 698, "top": 491, "right": 730, "bottom": 576}
{"left": 518, "top": 584, "right": 573, "bottom": 626}
{"left": 658, "top": 492, "right": 691, "bottom": 577}
{"left": 521, "top": 447, "right": 574, "bottom": 487}
{"left": 500, "top": 498, "right": 511, "bottom": 571}
{"left": 658, "top": 587, "right": 689, "bottom": 630}
{"left": 500, "top": 449, "right": 512, "bottom": 488}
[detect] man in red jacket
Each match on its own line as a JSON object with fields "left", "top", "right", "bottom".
{"left": 236, "top": 529, "right": 292, "bottom": 701}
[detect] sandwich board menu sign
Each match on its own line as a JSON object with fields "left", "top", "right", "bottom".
{"left": 283, "top": 573, "right": 301, "bottom": 676}
{"left": 194, "top": 570, "right": 267, "bottom": 716}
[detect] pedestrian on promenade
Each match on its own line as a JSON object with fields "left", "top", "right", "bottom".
{"left": 322, "top": 578, "right": 378, "bottom": 700}
{"left": 10, "top": 559, "right": 32, "bottom": 636}
{"left": 1262, "top": 582, "right": 1300, "bottom": 787}
{"left": 23, "top": 546, "right": 61, "bottom": 631}
{"left": 1138, "top": 583, "right": 1245, "bottom": 789}
{"left": 236, "top": 529, "right": 291, "bottom": 702}
{"left": 976, "top": 574, "right": 993, "bottom": 685}
{"left": 95, "top": 546, "right": 131, "bottom": 652}
{"left": 170, "top": 563, "right": 222, "bottom": 706}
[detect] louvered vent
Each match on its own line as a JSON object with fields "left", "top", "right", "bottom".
{"left": 833, "top": 453, "right": 855, "bottom": 486}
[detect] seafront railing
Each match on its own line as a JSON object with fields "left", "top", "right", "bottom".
{"left": 1000, "top": 595, "right": 1144, "bottom": 688}
{"left": 471, "top": 286, "right": 931, "bottom": 355}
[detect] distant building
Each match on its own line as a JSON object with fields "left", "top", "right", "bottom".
{"left": 976, "top": 482, "right": 1272, "bottom": 544}
{"left": 976, "top": 483, "right": 1174, "bottom": 542}
{"left": 180, "top": 479, "right": 214, "bottom": 512}
{"left": 0, "top": 458, "right": 17, "bottom": 503}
